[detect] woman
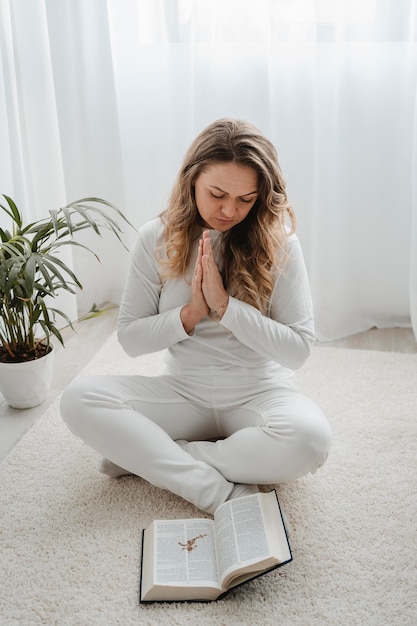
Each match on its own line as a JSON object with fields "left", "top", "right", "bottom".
{"left": 61, "top": 118, "right": 331, "bottom": 515}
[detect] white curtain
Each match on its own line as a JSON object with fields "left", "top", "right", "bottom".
{"left": 1, "top": 0, "right": 416, "bottom": 342}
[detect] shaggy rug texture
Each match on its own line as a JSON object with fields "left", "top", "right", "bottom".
{"left": 1, "top": 333, "right": 416, "bottom": 626}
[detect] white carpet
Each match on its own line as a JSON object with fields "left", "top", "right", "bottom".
{"left": 1, "top": 334, "right": 416, "bottom": 626}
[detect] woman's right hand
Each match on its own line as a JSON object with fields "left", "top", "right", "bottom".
{"left": 180, "top": 239, "right": 209, "bottom": 334}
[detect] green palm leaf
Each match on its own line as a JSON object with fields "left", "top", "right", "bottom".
{"left": 0, "top": 193, "right": 134, "bottom": 361}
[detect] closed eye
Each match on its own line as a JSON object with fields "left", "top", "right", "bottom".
{"left": 240, "top": 197, "right": 255, "bottom": 204}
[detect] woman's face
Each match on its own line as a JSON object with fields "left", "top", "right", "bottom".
{"left": 194, "top": 162, "right": 259, "bottom": 232}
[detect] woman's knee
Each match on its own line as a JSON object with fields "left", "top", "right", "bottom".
{"left": 60, "top": 376, "right": 97, "bottom": 435}
{"left": 60, "top": 379, "right": 81, "bottom": 433}
{"left": 264, "top": 406, "right": 332, "bottom": 479}
{"left": 289, "top": 396, "right": 332, "bottom": 473}
{"left": 302, "top": 418, "right": 332, "bottom": 473}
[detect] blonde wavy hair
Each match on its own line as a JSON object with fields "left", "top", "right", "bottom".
{"left": 159, "top": 118, "right": 296, "bottom": 313}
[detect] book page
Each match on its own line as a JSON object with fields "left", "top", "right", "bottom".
{"left": 214, "top": 494, "right": 270, "bottom": 581}
{"left": 153, "top": 519, "right": 219, "bottom": 586}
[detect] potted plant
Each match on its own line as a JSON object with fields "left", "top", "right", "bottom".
{"left": 0, "top": 194, "right": 132, "bottom": 408}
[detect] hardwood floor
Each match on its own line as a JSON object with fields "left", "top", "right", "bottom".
{"left": 320, "top": 326, "right": 417, "bottom": 353}
{"left": 0, "top": 308, "right": 416, "bottom": 462}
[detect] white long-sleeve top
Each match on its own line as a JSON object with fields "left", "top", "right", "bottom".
{"left": 117, "top": 218, "right": 315, "bottom": 382}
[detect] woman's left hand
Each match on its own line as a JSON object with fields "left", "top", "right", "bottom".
{"left": 201, "top": 231, "right": 229, "bottom": 312}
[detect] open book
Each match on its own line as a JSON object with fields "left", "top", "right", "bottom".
{"left": 140, "top": 490, "right": 292, "bottom": 602}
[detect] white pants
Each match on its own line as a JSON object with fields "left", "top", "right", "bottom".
{"left": 60, "top": 371, "right": 331, "bottom": 514}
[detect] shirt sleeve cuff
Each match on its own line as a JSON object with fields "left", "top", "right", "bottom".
{"left": 219, "top": 296, "right": 239, "bottom": 327}
{"left": 174, "top": 306, "right": 194, "bottom": 340}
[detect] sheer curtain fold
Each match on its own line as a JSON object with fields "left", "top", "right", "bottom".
{"left": 411, "top": 78, "right": 417, "bottom": 340}
{"left": 0, "top": 0, "right": 66, "bottom": 216}
{"left": 0, "top": 0, "right": 78, "bottom": 321}
{"left": 1, "top": 0, "right": 416, "bottom": 341}
{"left": 44, "top": 0, "right": 129, "bottom": 312}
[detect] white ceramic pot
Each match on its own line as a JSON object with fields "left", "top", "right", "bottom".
{"left": 0, "top": 347, "right": 54, "bottom": 409}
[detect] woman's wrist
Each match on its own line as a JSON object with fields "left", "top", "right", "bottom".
{"left": 180, "top": 303, "right": 207, "bottom": 335}
{"left": 211, "top": 296, "right": 229, "bottom": 320}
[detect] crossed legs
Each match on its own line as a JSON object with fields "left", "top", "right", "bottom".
{"left": 60, "top": 374, "right": 331, "bottom": 513}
